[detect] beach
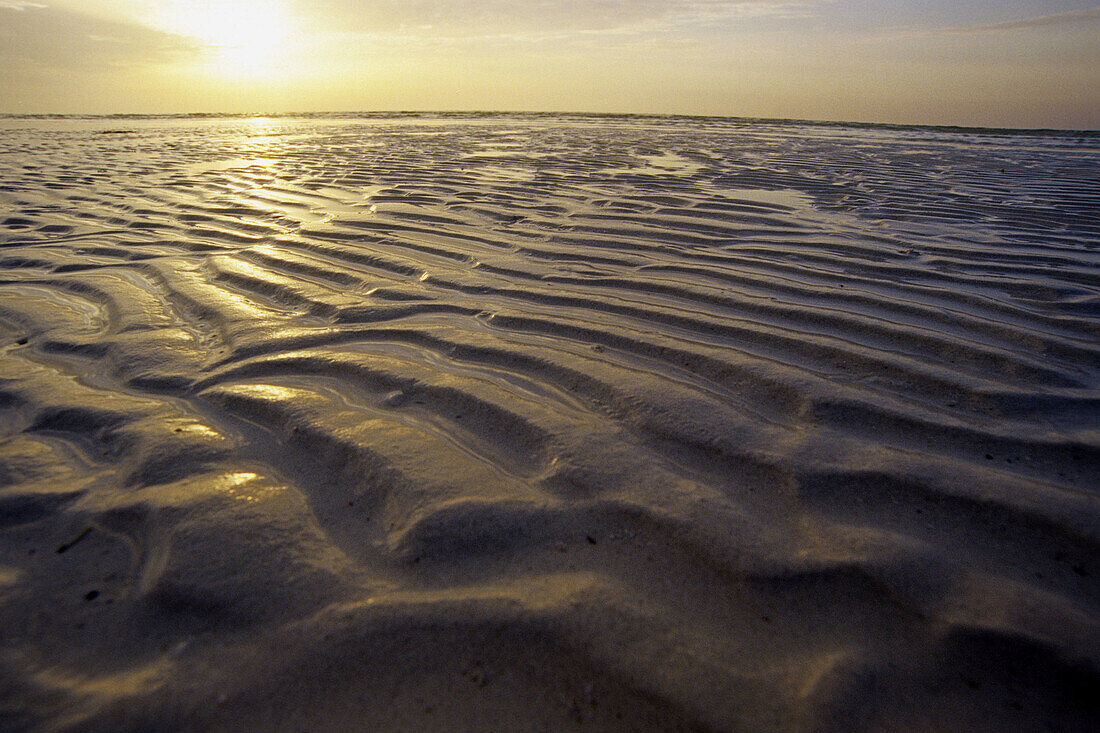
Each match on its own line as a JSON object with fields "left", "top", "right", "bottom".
{"left": 0, "top": 113, "right": 1097, "bottom": 731}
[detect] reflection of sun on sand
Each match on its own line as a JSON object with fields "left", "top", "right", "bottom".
{"left": 158, "top": 0, "right": 291, "bottom": 78}
{"left": 2, "top": 114, "right": 1098, "bottom": 731}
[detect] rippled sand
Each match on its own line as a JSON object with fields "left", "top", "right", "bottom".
{"left": 1, "top": 114, "right": 1098, "bottom": 731}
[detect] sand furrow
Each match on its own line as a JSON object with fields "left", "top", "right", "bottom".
{"left": 1, "top": 113, "right": 1098, "bottom": 731}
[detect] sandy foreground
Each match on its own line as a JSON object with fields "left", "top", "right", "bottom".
{"left": 0, "top": 114, "right": 1097, "bottom": 731}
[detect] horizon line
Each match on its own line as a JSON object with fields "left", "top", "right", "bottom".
{"left": 2, "top": 109, "right": 1097, "bottom": 135}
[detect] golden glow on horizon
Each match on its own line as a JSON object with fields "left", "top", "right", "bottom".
{"left": 156, "top": 0, "right": 291, "bottom": 78}
{"left": 0, "top": 0, "right": 1096, "bottom": 128}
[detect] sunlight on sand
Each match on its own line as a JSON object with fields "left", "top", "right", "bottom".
{"left": 1, "top": 114, "right": 1097, "bottom": 731}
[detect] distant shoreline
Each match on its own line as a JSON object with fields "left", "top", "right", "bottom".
{"left": 2, "top": 110, "right": 1097, "bottom": 136}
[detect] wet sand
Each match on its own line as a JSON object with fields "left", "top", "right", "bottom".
{"left": 0, "top": 113, "right": 1098, "bottom": 731}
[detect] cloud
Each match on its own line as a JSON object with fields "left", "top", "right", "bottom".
{"left": 297, "top": 0, "right": 828, "bottom": 38}
{"left": 0, "top": 3, "right": 202, "bottom": 71}
{"left": 949, "top": 6, "right": 1100, "bottom": 33}
{"left": 891, "top": 5, "right": 1100, "bottom": 38}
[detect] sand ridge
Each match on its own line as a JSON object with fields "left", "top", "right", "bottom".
{"left": 0, "top": 114, "right": 1098, "bottom": 731}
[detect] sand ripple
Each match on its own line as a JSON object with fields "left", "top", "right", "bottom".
{"left": 1, "top": 114, "right": 1098, "bottom": 731}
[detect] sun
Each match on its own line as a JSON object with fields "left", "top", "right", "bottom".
{"left": 156, "top": 0, "right": 292, "bottom": 78}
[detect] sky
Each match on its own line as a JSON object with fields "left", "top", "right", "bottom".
{"left": 0, "top": 0, "right": 1097, "bottom": 128}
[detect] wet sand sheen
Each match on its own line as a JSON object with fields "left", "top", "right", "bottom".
{"left": 0, "top": 114, "right": 1098, "bottom": 731}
